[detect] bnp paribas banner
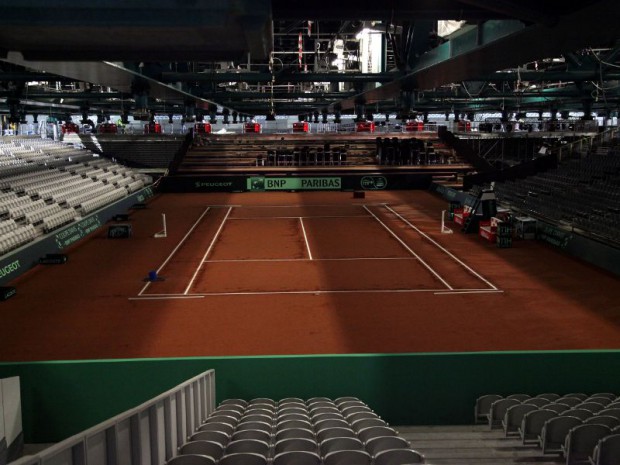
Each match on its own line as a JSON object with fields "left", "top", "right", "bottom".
{"left": 247, "top": 177, "right": 341, "bottom": 191}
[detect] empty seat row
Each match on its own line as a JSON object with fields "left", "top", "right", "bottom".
{"left": 42, "top": 209, "right": 78, "bottom": 233}
{"left": 166, "top": 397, "right": 423, "bottom": 465}
{"left": 0, "top": 224, "right": 38, "bottom": 255}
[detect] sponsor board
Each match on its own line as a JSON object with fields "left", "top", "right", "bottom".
{"left": 360, "top": 176, "right": 387, "bottom": 190}
{"left": 54, "top": 215, "right": 102, "bottom": 250}
{"left": 248, "top": 177, "right": 342, "bottom": 191}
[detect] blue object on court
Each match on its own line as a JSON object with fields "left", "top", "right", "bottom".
{"left": 148, "top": 270, "right": 158, "bottom": 281}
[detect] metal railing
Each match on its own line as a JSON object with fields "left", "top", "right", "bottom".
{"left": 550, "top": 127, "right": 618, "bottom": 161}
{"left": 11, "top": 370, "right": 215, "bottom": 465}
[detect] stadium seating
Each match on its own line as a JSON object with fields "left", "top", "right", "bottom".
{"left": 0, "top": 137, "right": 153, "bottom": 257}
{"left": 476, "top": 392, "right": 620, "bottom": 462}
{"left": 167, "top": 396, "right": 423, "bottom": 465}
{"left": 494, "top": 152, "right": 620, "bottom": 246}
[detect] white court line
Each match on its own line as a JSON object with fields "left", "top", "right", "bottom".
{"left": 138, "top": 288, "right": 448, "bottom": 298}
{"left": 205, "top": 257, "right": 417, "bottom": 263}
{"left": 129, "top": 295, "right": 205, "bottom": 301}
{"left": 183, "top": 206, "right": 233, "bottom": 295}
{"left": 235, "top": 203, "right": 384, "bottom": 208}
{"left": 229, "top": 215, "right": 370, "bottom": 220}
{"left": 138, "top": 206, "right": 211, "bottom": 296}
{"left": 363, "top": 205, "right": 453, "bottom": 290}
{"left": 384, "top": 205, "right": 499, "bottom": 291}
{"left": 299, "top": 217, "right": 313, "bottom": 260}
{"left": 434, "top": 290, "right": 505, "bottom": 295}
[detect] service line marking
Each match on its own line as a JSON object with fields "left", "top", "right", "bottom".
{"left": 129, "top": 295, "right": 205, "bottom": 301}
{"left": 183, "top": 206, "right": 233, "bottom": 295}
{"left": 229, "top": 215, "right": 370, "bottom": 220}
{"left": 363, "top": 205, "right": 454, "bottom": 290}
{"left": 138, "top": 206, "right": 211, "bottom": 296}
{"left": 384, "top": 204, "right": 499, "bottom": 291}
{"left": 299, "top": 217, "right": 313, "bottom": 260}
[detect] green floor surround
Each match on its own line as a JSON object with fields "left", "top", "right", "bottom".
{"left": 1, "top": 350, "right": 619, "bottom": 443}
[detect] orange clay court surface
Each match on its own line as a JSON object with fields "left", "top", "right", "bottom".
{"left": 1, "top": 190, "right": 619, "bottom": 361}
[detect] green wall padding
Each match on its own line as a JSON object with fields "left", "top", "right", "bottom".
{"left": 1, "top": 350, "right": 620, "bottom": 443}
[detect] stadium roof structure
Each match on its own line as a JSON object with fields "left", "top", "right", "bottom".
{"left": 1, "top": 0, "right": 620, "bottom": 120}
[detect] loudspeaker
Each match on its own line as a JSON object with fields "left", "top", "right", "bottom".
{"left": 131, "top": 203, "right": 147, "bottom": 209}
{"left": 0, "top": 286, "right": 16, "bottom": 301}
{"left": 39, "top": 254, "right": 68, "bottom": 265}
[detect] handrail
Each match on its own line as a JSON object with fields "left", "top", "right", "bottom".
{"left": 11, "top": 369, "right": 215, "bottom": 465}
{"left": 549, "top": 127, "right": 618, "bottom": 161}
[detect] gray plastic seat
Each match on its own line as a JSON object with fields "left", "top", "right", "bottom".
{"left": 341, "top": 406, "right": 373, "bottom": 417}
{"left": 535, "top": 393, "right": 561, "bottom": 402}
{"left": 558, "top": 397, "right": 584, "bottom": 407}
{"left": 273, "top": 450, "right": 321, "bottom": 465}
{"left": 224, "top": 439, "right": 270, "bottom": 456}
{"left": 197, "top": 422, "right": 235, "bottom": 436}
{"left": 179, "top": 441, "right": 224, "bottom": 461}
{"left": 365, "top": 436, "right": 410, "bottom": 457}
{"left": 335, "top": 397, "right": 362, "bottom": 405}
{"left": 475, "top": 395, "right": 502, "bottom": 424}
{"left": 503, "top": 403, "right": 538, "bottom": 436}
{"left": 373, "top": 448, "right": 424, "bottom": 465}
{"left": 236, "top": 421, "right": 272, "bottom": 433}
{"left": 277, "top": 419, "right": 313, "bottom": 431}
{"left": 488, "top": 398, "right": 521, "bottom": 428}
{"left": 218, "top": 452, "right": 267, "bottom": 465}
{"left": 317, "top": 427, "right": 357, "bottom": 443}
{"left": 562, "top": 409, "right": 594, "bottom": 421}
{"left": 357, "top": 426, "right": 398, "bottom": 444}
{"left": 274, "top": 437, "right": 318, "bottom": 454}
{"left": 519, "top": 409, "right": 557, "bottom": 444}
{"left": 231, "top": 429, "right": 271, "bottom": 442}
{"left": 314, "top": 418, "right": 350, "bottom": 431}
{"left": 584, "top": 415, "right": 620, "bottom": 428}
{"left": 577, "top": 402, "right": 607, "bottom": 414}
{"left": 523, "top": 398, "right": 550, "bottom": 408}
{"left": 346, "top": 412, "right": 380, "bottom": 424}
{"left": 598, "top": 408, "right": 620, "bottom": 420}
{"left": 507, "top": 394, "right": 531, "bottom": 402}
{"left": 275, "top": 428, "right": 315, "bottom": 442}
{"left": 190, "top": 430, "right": 229, "bottom": 447}
{"left": 543, "top": 403, "right": 571, "bottom": 414}
{"left": 320, "top": 437, "right": 365, "bottom": 456}
{"left": 166, "top": 454, "right": 215, "bottom": 465}
{"left": 539, "top": 415, "right": 582, "bottom": 453}
{"left": 351, "top": 418, "right": 387, "bottom": 432}
{"left": 589, "top": 433, "right": 620, "bottom": 465}
{"left": 277, "top": 413, "right": 311, "bottom": 423}
{"left": 563, "top": 424, "right": 611, "bottom": 465}
{"left": 323, "top": 449, "right": 371, "bottom": 465}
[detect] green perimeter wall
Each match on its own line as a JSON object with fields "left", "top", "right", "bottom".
{"left": 1, "top": 350, "right": 620, "bottom": 443}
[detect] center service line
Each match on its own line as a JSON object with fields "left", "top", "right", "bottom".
{"left": 363, "top": 205, "right": 454, "bottom": 290}
{"left": 384, "top": 204, "right": 498, "bottom": 291}
{"left": 138, "top": 206, "right": 211, "bottom": 296}
{"left": 299, "top": 217, "right": 313, "bottom": 260}
{"left": 183, "top": 206, "right": 233, "bottom": 295}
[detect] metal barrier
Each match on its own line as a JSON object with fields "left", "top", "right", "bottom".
{"left": 11, "top": 370, "right": 215, "bottom": 465}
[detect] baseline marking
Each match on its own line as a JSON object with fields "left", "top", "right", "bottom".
{"left": 434, "top": 290, "right": 504, "bottom": 295}
{"left": 363, "top": 205, "right": 453, "bottom": 290}
{"left": 183, "top": 206, "right": 233, "bottom": 295}
{"left": 138, "top": 206, "right": 211, "bottom": 296}
{"left": 384, "top": 204, "right": 498, "bottom": 291}
{"left": 136, "top": 289, "right": 448, "bottom": 299}
{"left": 205, "top": 257, "right": 417, "bottom": 263}
{"left": 299, "top": 217, "right": 313, "bottom": 260}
